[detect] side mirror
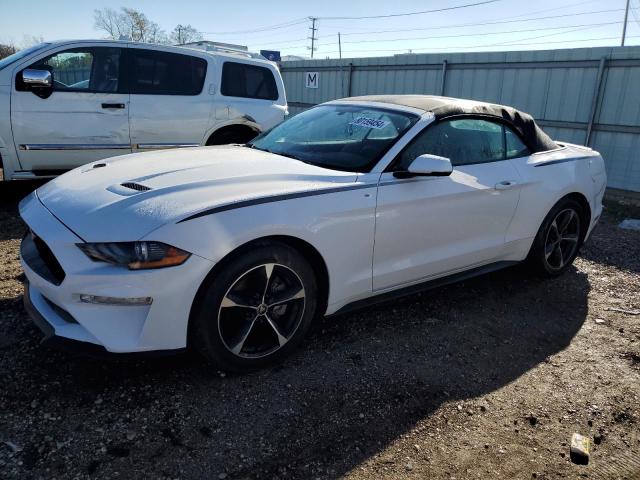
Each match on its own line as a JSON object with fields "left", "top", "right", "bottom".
{"left": 22, "top": 68, "right": 52, "bottom": 87}
{"left": 20, "top": 69, "right": 53, "bottom": 98}
{"left": 394, "top": 153, "right": 453, "bottom": 178}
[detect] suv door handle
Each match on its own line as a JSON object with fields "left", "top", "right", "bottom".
{"left": 101, "top": 103, "right": 125, "bottom": 109}
{"left": 495, "top": 180, "right": 517, "bottom": 190}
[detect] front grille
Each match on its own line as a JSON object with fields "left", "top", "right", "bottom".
{"left": 20, "top": 231, "right": 66, "bottom": 285}
{"left": 121, "top": 182, "right": 151, "bottom": 192}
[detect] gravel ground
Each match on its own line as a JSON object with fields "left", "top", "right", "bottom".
{"left": 0, "top": 182, "right": 639, "bottom": 480}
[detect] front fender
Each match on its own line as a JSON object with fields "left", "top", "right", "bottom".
{"left": 144, "top": 183, "right": 378, "bottom": 313}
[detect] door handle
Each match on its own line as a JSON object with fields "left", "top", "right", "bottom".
{"left": 101, "top": 103, "right": 125, "bottom": 109}
{"left": 495, "top": 180, "right": 517, "bottom": 190}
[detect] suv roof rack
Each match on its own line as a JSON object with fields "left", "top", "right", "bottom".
{"left": 180, "top": 41, "right": 267, "bottom": 60}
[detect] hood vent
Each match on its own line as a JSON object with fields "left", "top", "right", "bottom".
{"left": 121, "top": 182, "right": 151, "bottom": 192}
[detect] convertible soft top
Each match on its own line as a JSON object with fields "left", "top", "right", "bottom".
{"left": 340, "top": 95, "right": 558, "bottom": 153}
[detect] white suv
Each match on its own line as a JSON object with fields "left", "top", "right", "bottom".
{"left": 0, "top": 40, "right": 287, "bottom": 181}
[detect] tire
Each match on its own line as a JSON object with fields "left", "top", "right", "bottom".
{"left": 191, "top": 241, "right": 318, "bottom": 372}
{"left": 526, "top": 197, "right": 587, "bottom": 277}
{"left": 206, "top": 128, "right": 258, "bottom": 146}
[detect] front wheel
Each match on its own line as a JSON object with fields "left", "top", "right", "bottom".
{"left": 526, "top": 198, "right": 586, "bottom": 277}
{"left": 191, "top": 242, "right": 318, "bottom": 372}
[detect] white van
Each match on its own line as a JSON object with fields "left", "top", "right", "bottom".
{"left": 0, "top": 40, "right": 288, "bottom": 181}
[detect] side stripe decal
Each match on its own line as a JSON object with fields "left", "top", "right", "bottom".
{"left": 177, "top": 183, "right": 376, "bottom": 223}
{"left": 533, "top": 155, "right": 593, "bottom": 167}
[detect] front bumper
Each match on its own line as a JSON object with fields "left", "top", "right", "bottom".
{"left": 19, "top": 191, "right": 215, "bottom": 354}
{"left": 23, "top": 280, "right": 186, "bottom": 359}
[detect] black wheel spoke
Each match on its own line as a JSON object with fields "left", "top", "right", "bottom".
{"left": 269, "top": 286, "right": 305, "bottom": 306}
{"left": 230, "top": 315, "right": 259, "bottom": 355}
{"left": 264, "top": 313, "right": 288, "bottom": 347}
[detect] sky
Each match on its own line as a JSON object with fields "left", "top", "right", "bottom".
{"left": 1, "top": 0, "right": 639, "bottom": 59}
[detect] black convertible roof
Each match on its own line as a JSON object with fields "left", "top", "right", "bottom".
{"left": 340, "top": 95, "right": 558, "bottom": 153}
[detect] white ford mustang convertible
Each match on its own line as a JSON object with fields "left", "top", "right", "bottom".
{"left": 20, "top": 95, "right": 607, "bottom": 370}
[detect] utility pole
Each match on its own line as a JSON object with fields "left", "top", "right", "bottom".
{"left": 308, "top": 17, "right": 318, "bottom": 58}
{"left": 177, "top": 25, "right": 183, "bottom": 44}
{"left": 338, "top": 32, "right": 342, "bottom": 59}
{"left": 622, "top": 0, "right": 630, "bottom": 46}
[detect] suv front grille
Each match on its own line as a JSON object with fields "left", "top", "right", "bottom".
{"left": 20, "top": 231, "right": 66, "bottom": 286}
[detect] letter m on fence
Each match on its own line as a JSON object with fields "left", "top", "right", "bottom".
{"left": 305, "top": 72, "right": 318, "bottom": 89}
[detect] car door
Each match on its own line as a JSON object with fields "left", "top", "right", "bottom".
{"left": 11, "top": 45, "right": 130, "bottom": 171}
{"left": 372, "top": 117, "right": 526, "bottom": 291}
{"left": 127, "top": 47, "right": 212, "bottom": 152}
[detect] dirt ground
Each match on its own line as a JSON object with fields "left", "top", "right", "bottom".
{"left": 0, "top": 182, "right": 638, "bottom": 480}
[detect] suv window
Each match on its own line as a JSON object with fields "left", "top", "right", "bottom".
{"left": 129, "top": 49, "right": 207, "bottom": 95}
{"left": 221, "top": 62, "right": 278, "bottom": 100}
{"left": 25, "top": 47, "right": 121, "bottom": 93}
{"left": 397, "top": 118, "right": 530, "bottom": 169}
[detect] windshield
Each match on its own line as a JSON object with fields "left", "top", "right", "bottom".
{"left": 0, "top": 43, "right": 51, "bottom": 72}
{"left": 248, "top": 104, "right": 418, "bottom": 172}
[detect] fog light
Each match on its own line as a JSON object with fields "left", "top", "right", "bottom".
{"left": 79, "top": 294, "right": 153, "bottom": 306}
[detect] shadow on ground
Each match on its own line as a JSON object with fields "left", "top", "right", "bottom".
{"left": 1, "top": 258, "right": 590, "bottom": 478}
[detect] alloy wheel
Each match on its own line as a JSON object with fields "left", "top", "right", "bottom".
{"left": 543, "top": 208, "right": 580, "bottom": 271}
{"left": 217, "top": 263, "right": 306, "bottom": 359}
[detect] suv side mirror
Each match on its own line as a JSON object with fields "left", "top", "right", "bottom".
{"left": 20, "top": 68, "right": 53, "bottom": 98}
{"left": 394, "top": 154, "right": 453, "bottom": 178}
{"left": 22, "top": 68, "right": 52, "bottom": 87}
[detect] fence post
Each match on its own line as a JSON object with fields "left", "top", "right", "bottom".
{"left": 440, "top": 60, "right": 448, "bottom": 96}
{"left": 586, "top": 57, "right": 607, "bottom": 146}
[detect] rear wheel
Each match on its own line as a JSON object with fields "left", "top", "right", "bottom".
{"left": 192, "top": 242, "right": 317, "bottom": 372}
{"left": 527, "top": 198, "right": 586, "bottom": 277}
{"left": 206, "top": 127, "right": 258, "bottom": 146}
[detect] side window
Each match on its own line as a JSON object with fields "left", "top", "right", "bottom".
{"left": 398, "top": 118, "right": 507, "bottom": 169}
{"left": 130, "top": 49, "right": 207, "bottom": 95}
{"left": 505, "top": 127, "right": 531, "bottom": 158}
{"left": 26, "top": 48, "right": 121, "bottom": 92}
{"left": 221, "top": 62, "right": 278, "bottom": 100}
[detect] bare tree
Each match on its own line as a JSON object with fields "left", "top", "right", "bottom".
{"left": 0, "top": 43, "right": 17, "bottom": 60}
{"left": 93, "top": 7, "right": 169, "bottom": 44}
{"left": 21, "top": 35, "right": 45, "bottom": 48}
{"left": 170, "top": 24, "right": 202, "bottom": 45}
{"left": 94, "top": 7, "right": 125, "bottom": 39}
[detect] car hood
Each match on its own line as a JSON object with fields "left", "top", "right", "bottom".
{"left": 36, "top": 146, "right": 358, "bottom": 242}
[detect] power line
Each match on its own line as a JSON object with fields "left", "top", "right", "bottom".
{"left": 316, "top": 0, "right": 501, "bottom": 20}
{"left": 254, "top": 8, "right": 630, "bottom": 48}
{"left": 325, "top": 8, "right": 627, "bottom": 37}
{"left": 198, "top": 2, "right": 629, "bottom": 50}
{"left": 196, "top": 0, "right": 500, "bottom": 37}
{"left": 304, "top": 23, "right": 626, "bottom": 55}
{"left": 312, "top": 34, "right": 640, "bottom": 56}
{"left": 199, "top": 18, "right": 308, "bottom": 35}
{"left": 632, "top": 0, "right": 640, "bottom": 26}
{"left": 315, "top": 21, "right": 621, "bottom": 47}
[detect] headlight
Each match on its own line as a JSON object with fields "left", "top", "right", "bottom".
{"left": 77, "top": 241, "right": 191, "bottom": 270}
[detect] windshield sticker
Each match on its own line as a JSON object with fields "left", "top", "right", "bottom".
{"left": 349, "top": 117, "right": 390, "bottom": 129}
